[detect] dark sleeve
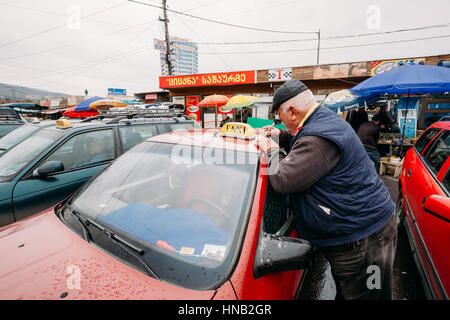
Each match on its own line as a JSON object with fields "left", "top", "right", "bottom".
{"left": 267, "top": 136, "right": 341, "bottom": 194}
{"left": 274, "top": 129, "right": 292, "bottom": 151}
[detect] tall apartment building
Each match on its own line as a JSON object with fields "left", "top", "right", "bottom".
{"left": 160, "top": 37, "right": 198, "bottom": 76}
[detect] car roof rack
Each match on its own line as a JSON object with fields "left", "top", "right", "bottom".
{"left": 97, "top": 106, "right": 185, "bottom": 119}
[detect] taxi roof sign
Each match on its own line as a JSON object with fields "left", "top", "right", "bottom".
{"left": 56, "top": 119, "right": 72, "bottom": 128}
{"left": 220, "top": 122, "right": 255, "bottom": 139}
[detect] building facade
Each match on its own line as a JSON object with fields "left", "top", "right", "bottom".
{"left": 160, "top": 37, "right": 198, "bottom": 76}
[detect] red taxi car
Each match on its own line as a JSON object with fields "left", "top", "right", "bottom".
{"left": 397, "top": 120, "right": 450, "bottom": 300}
{"left": 0, "top": 123, "right": 312, "bottom": 300}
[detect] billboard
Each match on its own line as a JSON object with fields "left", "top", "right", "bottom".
{"left": 108, "top": 88, "right": 127, "bottom": 96}
{"left": 370, "top": 58, "right": 425, "bottom": 75}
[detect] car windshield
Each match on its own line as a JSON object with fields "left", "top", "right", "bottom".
{"left": 0, "top": 123, "right": 23, "bottom": 138}
{"left": 0, "top": 123, "right": 43, "bottom": 151}
{"left": 68, "top": 141, "right": 258, "bottom": 290}
{"left": 0, "top": 129, "right": 64, "bottom": 179}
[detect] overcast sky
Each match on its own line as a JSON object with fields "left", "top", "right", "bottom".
{"left": 0, "top": 0, "right": 449, "bottom": 97}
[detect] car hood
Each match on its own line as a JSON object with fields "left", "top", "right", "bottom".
{"left": 0, "top": 209, "right": 216, "bottom": 300}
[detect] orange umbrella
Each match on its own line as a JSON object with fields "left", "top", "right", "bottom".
{"left": 89, "top": 99, "right": 127, "bottom": 110}
{"left": 198, "top": 94, "right": 229, "bottom": 107}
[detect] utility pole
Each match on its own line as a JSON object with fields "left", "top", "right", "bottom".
{"left": 316, "top": 29, "right": 321, "bottom": 65}
{"left": 160, "top": 0, "right": 173, "bottom": 75}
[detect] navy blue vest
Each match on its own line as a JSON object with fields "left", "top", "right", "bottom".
{"left": 289, "top": 106, "right": 394, "bottom": 247}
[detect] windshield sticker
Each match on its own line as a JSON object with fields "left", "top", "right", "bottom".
{"left": 180, "top": 247, "right": 195, "bottom": 255}
{"left": 201, "top": 244, "right": 226, "bottom": 261}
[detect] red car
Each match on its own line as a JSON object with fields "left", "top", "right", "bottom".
{"left": 0, "top": 124, "right": 312, "bottom": 300}
{"left": 397, "top": 120, "right": 450, "bottom": 300}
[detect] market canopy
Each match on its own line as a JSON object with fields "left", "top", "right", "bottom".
{"left": 222, "top": 95, "right": 258, "bottom": 111}
{"left": 198, "top": 94, "right": 229, "bottom": 107}
{"left": 322, "top": 89, "right": 375, "bottom": 113}
{"left": 350, "top": 65, "right": 450, "bottom": 96}
{"left": 89, "top": 99, "right": 127, "bottom": 110}
{"left": 74, "top": 96, "right": 105, "bottom": 111}
{"left": 0, "top": 102, "right": 46, "bottom": 110}
{"left": 63, "top": 106, "right": 99, "bottom": 118}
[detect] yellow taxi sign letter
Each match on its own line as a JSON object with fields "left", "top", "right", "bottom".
{"left": 56, "top": 119, "right": 72, "bottom": 128}
{"left": 220, "top": 122, "right": 255, "bottom": 139}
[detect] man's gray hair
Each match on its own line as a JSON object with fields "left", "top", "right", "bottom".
{"left": 279, "top": 89, "right": 316, "bottom": 113}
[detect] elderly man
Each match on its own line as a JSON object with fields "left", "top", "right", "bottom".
{"left": 260, "top": 80, "right": 397, "bottom": 300}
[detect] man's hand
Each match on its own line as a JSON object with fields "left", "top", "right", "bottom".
{"left": 262, "top": 125, "right": 281, "bottom": 138}
{"left": 254, "top": 136, "right": 280, "bottom": 154}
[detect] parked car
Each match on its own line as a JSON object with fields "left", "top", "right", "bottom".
{"left": 397, "top": 120, "right": 450, "bottom": 300}
{"left": 0, "top": 123, "right": 312, "bottom": 299}
{"left": 0, "top": 120, "right": 61, "bottom": 156}
{"left": 0, "top": 107, "right": 25, "bottom": 138}
{"left": 0, "top": 114, "right": 199, "bottom": 227}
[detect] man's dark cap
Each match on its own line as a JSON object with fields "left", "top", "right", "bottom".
{"left": 271, "top": 79, "right": 308, "bottom": 113}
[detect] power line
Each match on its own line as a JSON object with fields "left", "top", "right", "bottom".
{"left": 128, "top": 0, "right": 318, "bottom": 34}
{"left": 0, "top": 1, "right": 128, "bottom": 50}
{"left": 0, "top": 20, "right": 156, "bottom": 62}
{"left": 195, "top": 23, "right": 450, "bottom": 45}
{"left": 198, "top": 34, "right": 450, "bottom": 54}
{"left": 172, "top": 13, "right": 232, "bottom": 70}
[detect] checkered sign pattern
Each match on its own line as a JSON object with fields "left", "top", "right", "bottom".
{"left": 268, "top": 68, "right": 292, "bottom": 81}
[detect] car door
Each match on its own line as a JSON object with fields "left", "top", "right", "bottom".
{"left": 415, "top": 130, "right": 450, "bottom": 299}
{"left": 12, "top": 129, "right": 116, "bottom": 221}
{"left": 403, "top": 129, "right": 449, "bottom": 299}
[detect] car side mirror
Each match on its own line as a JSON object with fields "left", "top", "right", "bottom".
{"left": 33, "top": 160, "right": 64, "bottom": 178}
{"left": 422, "top": 195, "right": 450, "bottom": 222}
{"left": 253, "top": 232, "right": 313, "bottom": 279}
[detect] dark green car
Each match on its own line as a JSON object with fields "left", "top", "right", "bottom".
{"left": 0, "top": 116, "right": 198, "bottom": 227}
{"left": 0, "top": 107, "right": 25, "bottom": 138}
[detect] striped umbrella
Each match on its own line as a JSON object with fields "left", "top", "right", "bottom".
{"left": 89, "top": 99, "right": 128, "bottom": 110}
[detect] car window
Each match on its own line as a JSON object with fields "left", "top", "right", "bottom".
{"left": 43, "top": 129, "right": 115, "bottom": 171}
{"left": 442, "top": 169, "right": 450, "bottom": 193}
{"left": 415, "top": 128, "right": 441, "bottom": 155}
{"left": 0, "top": 124, "right": 23, "bottom": 138}
{"left": 423, "top": 130, "right": 450, "bottom": 176}
{"left": 119, "top": 124, "right": 157, "bottom": 152}
{"left": 0, "top": 129, "right": 63, "bottom": 179}
{"left": 262, "top": 183, "right": 289, "bottom": 234}
{"left": 0, "top": 124, "right": 42, "bottom": 151}
{"left": 157, "top": 122, "right": 196, "bottom": 134}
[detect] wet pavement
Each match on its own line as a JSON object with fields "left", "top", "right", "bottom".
{"left": 298, "top": 175, "right": 427, "bottom": 300}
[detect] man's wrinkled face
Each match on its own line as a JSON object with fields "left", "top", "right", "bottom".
{"left": 277, "top": 102, "right": 300, "bottom": 133}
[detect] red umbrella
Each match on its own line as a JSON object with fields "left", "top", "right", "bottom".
{"left": 62, "top": 106, "right": 99, "bottom": 118}
{"left": 198, "top": 94, "right": 229, "bottom": 107}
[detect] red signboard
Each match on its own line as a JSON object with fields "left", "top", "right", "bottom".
{"left": 159, "top": 71, "right": 256, "bottom": 88}
{"left": 185, "top": 95, "right": 201, "bottom": 123}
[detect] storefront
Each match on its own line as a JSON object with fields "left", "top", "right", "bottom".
{"left": 154, "top": 53, "right": 450, "bottom": 128}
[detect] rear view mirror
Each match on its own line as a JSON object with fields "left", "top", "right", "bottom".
{"left": 253, "top": 232, "right": 313, "bottom": 279}
{"left": 33, "top": 160, "right": 64, "bottom": 178}
{"left": 422, "top": 195, "right": 450, "bottom": 222}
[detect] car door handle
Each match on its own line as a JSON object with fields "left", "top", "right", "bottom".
{"left": 407, "top": 169, "right": 412, "bottom": 178}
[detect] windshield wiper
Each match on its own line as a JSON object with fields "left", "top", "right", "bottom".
{"left": 63, "top": 207, "right": 93, "bottom": 242}
{"left": 85, "top": 218, "right": 159, "bottom": 280}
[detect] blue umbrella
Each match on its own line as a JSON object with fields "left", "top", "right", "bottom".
{"left": 350, "top": 65, "right": 450, "bottom": 97}
{"left": 350, "top": 65, "right": 450, "bottom": 156}
{"left": 74, "top": 96, "right": 105, "bottom": 111}
{"left": 322, "top": 89, "right": 377, "bottom": 113}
